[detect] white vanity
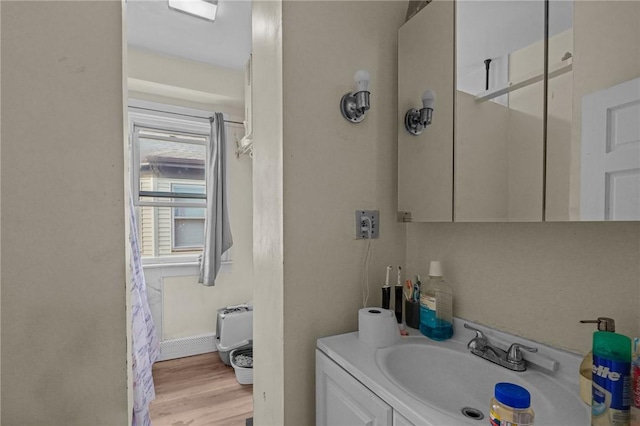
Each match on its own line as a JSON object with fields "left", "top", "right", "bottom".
{"left": 316, "top": 319, "right": 590, "bottom": 425}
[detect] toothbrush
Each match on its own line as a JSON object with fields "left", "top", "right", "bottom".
{"left": 404, "top": 279, "right": 413, "bottom": 301}
{"left": 382, "top": 266, "right": 392, "bottom": 310}
{"left": 394, "top": 267, "right": 403, "bottom": 323}
{"left": 384, "top": 266, "right": 392, "bottom": 287}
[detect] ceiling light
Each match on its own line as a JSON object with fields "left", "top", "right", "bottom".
{"left": 168, "top": 0, "right": 218, "bottom": 22}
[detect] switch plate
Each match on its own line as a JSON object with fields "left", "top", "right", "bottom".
{"left": 355, "top": 210, "right": 379, "bottom": 239}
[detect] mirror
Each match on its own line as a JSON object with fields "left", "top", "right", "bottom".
{"left": 545, "top": 0, "right": 574, "bottom": 221}
{"left": 547, "top": 1, "right": 640, "bottom": 221}
{"left": 455, "top": 0, "right": 546, "bottom": 222}
{"left": 398, "top": 0, "right": 640, "bottom": 222}
{"left": 398, "top": 0, "right": 454, "bottom": 222}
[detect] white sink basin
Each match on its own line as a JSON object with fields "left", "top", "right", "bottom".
{"left": 376, "top": 339, "right": 589, "bottom": 424}
{"left": 317, "top": 319, "right": 591, "bottom": 425}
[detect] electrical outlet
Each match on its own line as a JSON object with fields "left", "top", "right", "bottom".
{"left": 355, "top": 210, "right": 379, "bottom": 239}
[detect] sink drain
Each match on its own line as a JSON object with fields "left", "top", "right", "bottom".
{"left": 461, "top": 407, "right": 484, "bottom": 421}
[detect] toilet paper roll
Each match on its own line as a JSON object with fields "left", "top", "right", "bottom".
{"left": 358, "top": 308, "right": 401, "bottom": 349}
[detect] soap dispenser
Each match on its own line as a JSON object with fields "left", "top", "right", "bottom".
{"left": 579, "top": 317, "right": 616, "bottom": 405}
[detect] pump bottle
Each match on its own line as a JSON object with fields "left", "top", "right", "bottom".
{"left": 579, "top": 318, "right": 616, "bottom": 405}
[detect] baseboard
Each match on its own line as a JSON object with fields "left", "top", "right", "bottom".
{"left": 158, "top": 333, "right": 217, "bottom": 361}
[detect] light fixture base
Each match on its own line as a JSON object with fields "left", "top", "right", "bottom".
{"left": 340, "top": 92, "right": 368, "bottom": 123}
{"left": 404, "top": 109, "right": 424, "bottom": 135}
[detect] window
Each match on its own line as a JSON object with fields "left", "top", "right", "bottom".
{"left": 129, "top": 104, "right": 211, "bottom": 261}
{"left": 171, "top": 184, "right": 205, "bottom": 250}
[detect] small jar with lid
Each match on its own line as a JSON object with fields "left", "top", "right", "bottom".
{"left": 490, "top": 382, "right": 535, "bottom": 426}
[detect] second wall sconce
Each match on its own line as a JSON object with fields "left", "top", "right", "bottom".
{"left": 340, "top": 70, "right": 371, "bottom": 123}
{"left": 404, "top": 89, "right": 436, "bottom": 135}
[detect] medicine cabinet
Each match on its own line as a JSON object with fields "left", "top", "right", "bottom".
{"left": 398, "top": 0, "right": 640, "bottom": 222}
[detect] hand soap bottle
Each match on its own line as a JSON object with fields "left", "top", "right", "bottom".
{"left": 419, "top": 261, "right": 453, "bottom": 341}
{"left": 579, "top": 317, "right": 616, "bottom": 405}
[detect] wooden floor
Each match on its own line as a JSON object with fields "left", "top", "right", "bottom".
{"left": 150, "top": 352, "right": 253, "bottom": 426}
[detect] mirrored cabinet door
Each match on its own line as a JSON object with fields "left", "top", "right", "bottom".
{"left": 546, "top": 0, "right": 640, "bottom": 221}
{"left": 454, "top": 0, "right": 545, "bottom": 222}
{"left": 397, "top": 0, "right": 454, "bottom": 223}
{"left": 397, "top": 0, "right": 640, "bottom": 223}
{"left": 544, "top": 0, "right": 574, "bottom": 221}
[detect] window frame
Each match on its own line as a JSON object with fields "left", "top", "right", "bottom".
{"left": 130, "top": 114, "right": 209, "bottom": 210}
{"left": 129, "top": 101, "right": 215, "bottom": 265}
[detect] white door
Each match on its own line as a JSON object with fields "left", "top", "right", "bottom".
{"left": 581, "top": 77, "right": 640, "bottom": 220}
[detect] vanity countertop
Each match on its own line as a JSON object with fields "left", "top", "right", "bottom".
{"left": 317, "top": 318, "right": 591, "bottom": 425}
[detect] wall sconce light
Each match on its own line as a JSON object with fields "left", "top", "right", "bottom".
{"left": 340, "top": 70, "right": 371, "bottom": 123}
{"left": 404, "top": 90, "right": 436, "bottom": 135}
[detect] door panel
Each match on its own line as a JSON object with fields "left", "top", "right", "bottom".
{"left": 581, "top": 77, "right": 640, "bottom": 220}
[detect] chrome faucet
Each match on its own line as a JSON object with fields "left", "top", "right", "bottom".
{"left": 464, "top": 323, "right": 537, "bottom": 372}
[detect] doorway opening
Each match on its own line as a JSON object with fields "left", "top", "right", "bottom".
{"left": 125, "top": 1, "right": 254, "bottom": 424}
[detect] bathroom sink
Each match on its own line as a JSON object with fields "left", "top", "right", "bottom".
{"left": 375, "top": 340, "right": 589, "bottom": 424}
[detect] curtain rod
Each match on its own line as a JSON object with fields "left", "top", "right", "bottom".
{"left": 129, "top": 106, "right": 244, "bottom": 125}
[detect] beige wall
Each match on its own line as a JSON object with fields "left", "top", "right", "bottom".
{"left": 128, "top": 47, "right": 244, "bottom": 118}
{"left": 158, "top": 139, "right": 253, "bottom": 342}
{"left": 1, "top": 1, "right": 3, "bottom": 416}
{"left": 281, "top": 1, "right": 407, "bottom": 423}
{"left": 127, "top": 47, "right": 253, "bottom": 341}
{"left": 142, "top": 122, "right": 253, "bottom": 342}
{"left": 1, "top": 1, "right": 128, "bottom": 424}
{"left": 455, "top": 29, "right": 573, "bottom": 221}
{"left": 253, "top": 1, "right": 412, "bottom": 423}
{"left": 568, "top": 1, "right": 640, "bottom": 219}
{"left": 546, "top": 30, "right": 574, "bottom": 221}
{"left": 160, "top": 126, "right": 253, "bottom": 340}
{"left": 455, "top": 91, "right": 509, "bottom": 221}
{"left": 455, "top": 91, "right": 543, "bottom": 222}
{"left": 252, "top": 1, "right": 285, "bottom": 424}
{"left": 506, "top": 31, "right": 545, "bottom": 221}
{"left": 406, "top": 221, "right": 640, "bottom": 354}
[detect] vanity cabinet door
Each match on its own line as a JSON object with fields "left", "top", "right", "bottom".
{"left": 316, "top": 350, "right": 392, "bottom": 426}
{"left": 393, "top": 411, "right": 415, "bottom": 426}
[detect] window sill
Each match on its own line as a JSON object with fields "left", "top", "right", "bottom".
{"left": 141, "top": 256, "right": 233, "bottom": 269}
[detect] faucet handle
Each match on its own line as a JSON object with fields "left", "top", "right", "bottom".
{"left": 464, "top": 323, "right": 487, "bottom": 339}
{"left": 507, "top": 343, "right": 538, "bottom": 363}
{"left": 464, "top": 324, "right": 490, "bottom": 352}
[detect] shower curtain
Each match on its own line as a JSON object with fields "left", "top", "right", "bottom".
{"left": 199, "top": 112, "right": 233, "bottom": 286}
{"left": 130, "top": 195, "right": 160, "bottom": 426}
